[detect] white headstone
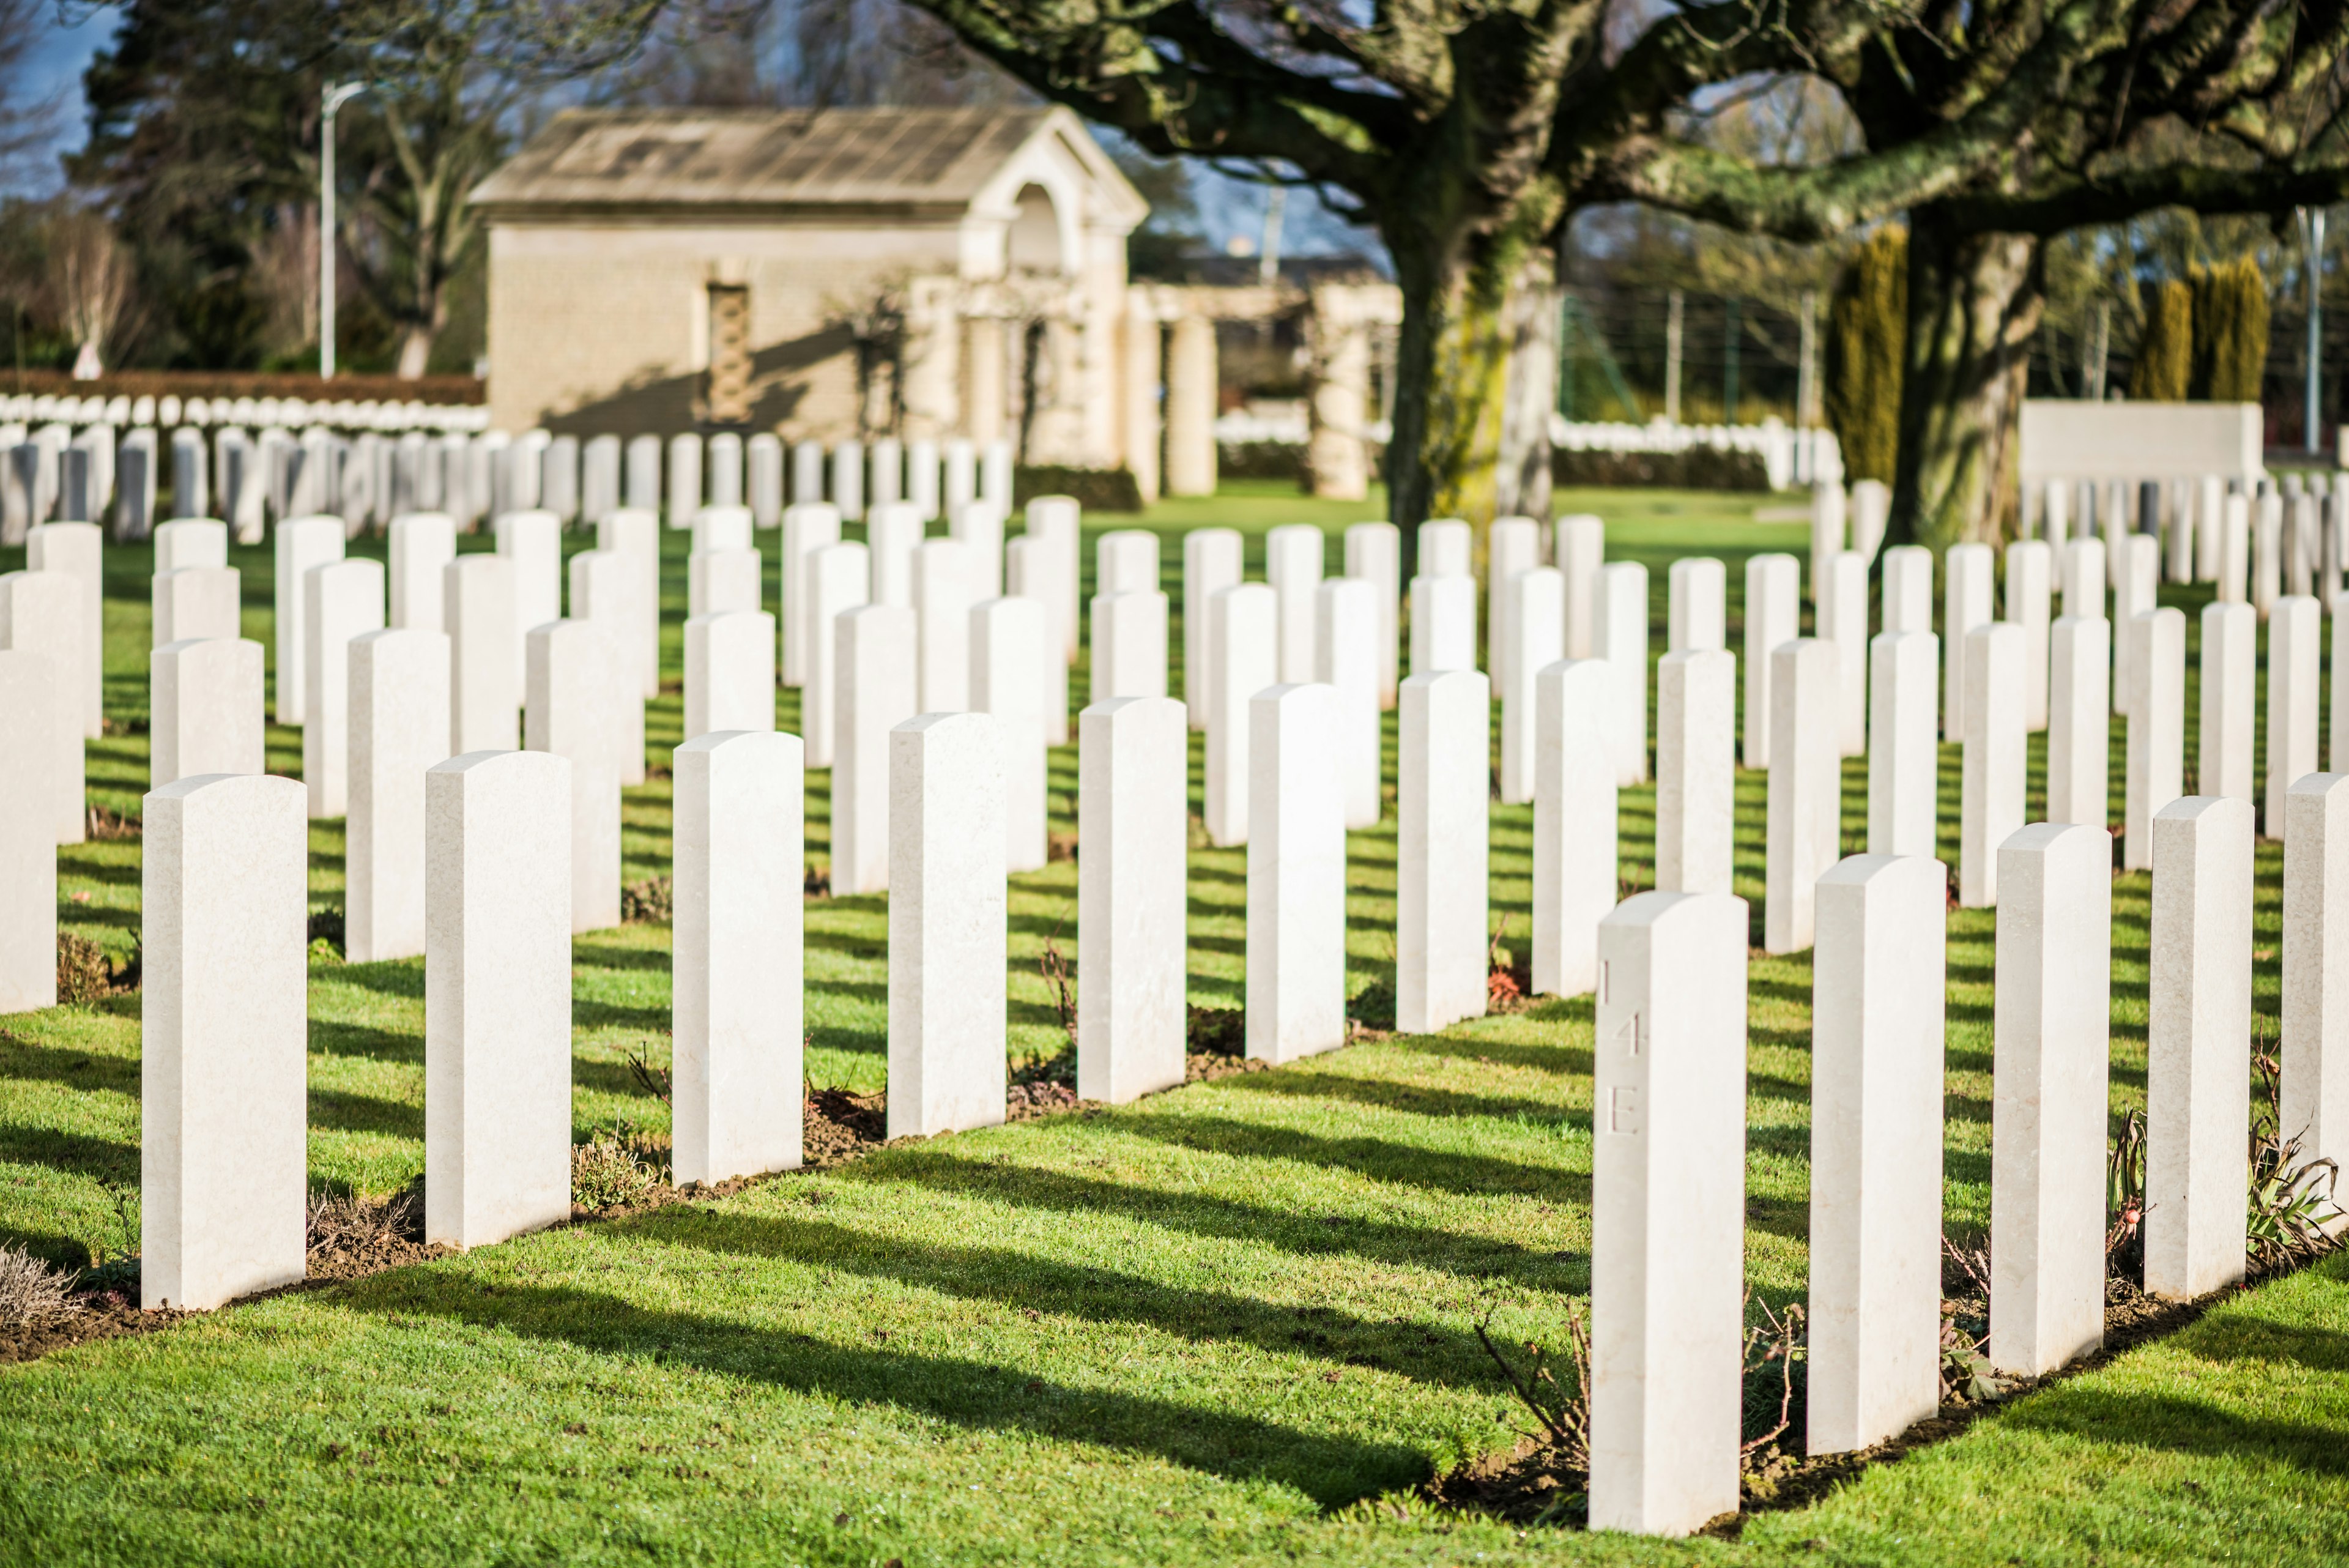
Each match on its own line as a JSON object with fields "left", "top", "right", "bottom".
{"left": 691, "top": 505, "right": 753, "bottom": 554}
{"left": 802, "top": 541, "right": 869, "bottom": 768}
{"left": 273, "top": 515, "right": 345, "bottom": 724}
{"left": 1866, "top": 631, "right": 1939, "bottom": 858}
{"left": 1666, "top": 556, "right": 1725, "bottom": 653}
{"left": 496, "top": 508, "right": 563, "bottom": 676}
{"left": 595, "top": 508, "right": 662, "bottom": 700}
{"left": 1316, "top": 575, "right": 1382, "bottom": 828}
{"left": 833, "top": 604, "right": 918, "bottom": 895}
{"left": 1247, "top": 683, "right": 1346, "bottom": 1062}
{"left": 1096, "top": 528, "right": 1159, "bottom": 595}
{"left": 1766, "top": 638, "right": 1839, "bottom": 953}
{"left": 347, "top": 628, "right": 450, "bottom": 962}
{"left": 1943, "top": 543, "right": 1994, "bottom": 742}
{"left": 1743, "top": 552, "right": 1799, "bottom": 769}
{"left": 2145, "top": 794, "right": 2253, "bottom": 1301}
{"left": 150, "top": 636, "right": 262, "bottom": 789}
{"left": 1417, "top": 518, "right": 1471, "bottom": 578}
{"left": 673, "top": 730, "right": 803, "bottom": 1184}
{"left": 0, "top": 652, "right": 56, "bottom": 1011}
{"left": 911, "top": 539, "right": 973, "bottom": 713}
{"left": 0, "top": 570, "right": 84, "bottom": 842}
{"left": 2113, "top": 532, "right": 2161, "bottom": 716}
{"left": 792, "top": 440, "right": 825, "bottom": 507}
{"left": 152, "top": 564, "right": 239, "bottom": 650}
{"left": 25, "top": 522, "right": 101, "bottom": 737}
{"left": 832, "top": 440, "right": 865, "bottom": 521}
{"left": 1343, "top": 521, "right": 1401, "bottom": 707}
{"left": 667, "top": 433, "right": 703, "bottom": 525}
{"left": 684, "top": 610, "right": 776, "bottom": 740}
{"left": 869, "top": 436, "right": 902, "bottom": 511}
{"left": 1534, "top": 658, "right": 1617, "bottom": 997}
{"left": 443, "top": 554, "right": 519, "bottom": 755}
{"left": 1183, "top": 527, "right": 1244, "bottom": 728}
{"left": 2006, "top": 539, "right": 2052, "bottom": 732}
{"left": 424, "top": 749, "right": 573, "bottom": 1249}
{"left": 941, "top": 439, "right": 976, "bottom": 518}
{"left": 565, "top": 549, "right": 645, "bottom": 787}
{"left": 781, "top": 502, "right": 844, "bottom": 688}
{"left": 1409, "top": 573, "right": 1477, "bottom": 675}
{"left": 2254, "top": 492, "right": 2282, "bottom": 616}
{"left": 300, "top": 558, "right": 384, "bottom": 817}
{"left": 2199, "top": 601, "right": 2256, "bottom": 801}
{"left": 2123, "top": 608, "right": 2186, "bottom": 871}
{"left": 888, "top": 712, "right": 1006, "bottom": 1137}
{"left": 2218, "top": 492, "right": 2250, "bottom": 604}
{"left": 1488, "top": 516, "right": 1540, "bottom": 687}
{"left": 706, "top": 433, "right": 743, "bottom": 510}
{"left": 1265, "top": 524, "right": 1324, "bottom": 683}
{"left": 2284, "top": 772, "right": 2349, "bottom": 1176}
{"left": 1849, "top": 478, "right": 1890, "bottom": 562}
{"left": 1397, "top": 667, "right": 1491, "bottom": 1034}
{"left": 1809, "top": 481, "right": 1846, "bottom": 600}
{"left": 388, "top": 511, "right": 456, "bottom": 634}
{"left": 747, "top": 433, "right": 784, "bottom": 530}
{"left": 155, "top": 516, "right": 228, "bottom": 574}
{"left": 1004, "top": 535, "right": 1071, "bottom": 746}
{"left": 948, "top": 499, "right": 1006, "bottom": 602}
{"left": 1959, "top": 622, "right": 2025, "bottom": 907}
{"left": 971, "top": 595, "right": 1050, "bottom": 873}
{"left": 2062, "top": 536, "right": 2107, "bottom": 622}
{"left": 2196, "top": 476, "right": 2224, "bottom": 583}
{"left": 1023, "top": 496, "right": 1081, "bottom": 664}
{"left": 1089, "top": 589, "right": 1169, "bottom": 704}
{"left": 866, "top": 501, "right": 924, "bottom": 609}
{"left": 1823, "top": 550, "right": 1869, "bottom": 757}
{"left": 140, "top": 771, "right": 308, "bottom": 1309}
{"left": 688, "top": 546, "right": 762, "bottom": 619}
{"left": 1589, "top": 889, "right": 1748, "bottom": 1537}
{"left": 1498, "top": 565, "right": 1565, "bottom": 806}
{"left": 1880, "top": 544, "right": 1933, "bottom": 636}
{"left": 1597, "top": 561, "right": 1650, "bottom": 786}
{"left": 1656, "top": 648, "right": 1735, "bottom": 896}
{"left": 1077, "top": 695, "right": 1188, "bottom": 1102}
{"left": 1205, "top": 581, "right": 1276, "bottom": 848}
{"left": 1556, "top": 513, "right": 1604, "bottom": 660}
{"left": 525, "top": 620, "right": 624, "bottom": 932}
{"left": 2268, "top": 596, "right": 2323, "bottom": 837}
{"left": 1990, "top": 822, "right": 2111, "bottom": 1377}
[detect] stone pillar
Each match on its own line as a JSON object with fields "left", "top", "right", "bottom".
{"left": 151, "top": 637, "right": 262, "bottom": 789}
{"left": 2006, "top": 539, "right": 2052, "bottom": 733}
{"left": 0, "top": 570, "right": 84, "bottom": 843}
{"left": 803, "top": 543, "right": 870, "bottom": 771}
{"left": 1766, "top": 638, "right": 1839, "bottom": 953}
{"left": 26, "top": 522, "right": 101, "bottom": 737}
{"left": 1077, "top": 695, "right": 1187, "bottom": 1101}
{"left": 1205, "top": 582, "right": 1277, "bottom": 848}
{"left": 444, "top": 554, "right": 519, "bottom": 756}
{"left": 1004, "top": 536, "right": 1071, "bottom": 746}
{"left": 1164, "top": 314, "right": 1217, "bottom": 498}
{"left": 525, "top": 620, "right": 625, "bottom": 933}
{"left": 388, "top": 511, "right": 455, "bottom": 634}
{"left": 2269, "top": 596, "right": 2323, "bottom": 837}
{"left": 0, "top": 651, "right": 56, "bottom": 1011}
{"left": 674, "top": 730, "right": 804, "bottom": 1184}
{"left": 1743, "top": 552, "right": 1800, "bottom": 770}
{"left": 685, "top": 610, "right": 777, "bottom": 740}
{"left": 565, "top": 549, "right": 645, "bottom": 787}
{"left": 1556, "top": 515, "right": 1605, "bottom": 660}
{"left": 347, "top": 628, "right": 450, "bottom": 963}
{"left": 1306, "top": 290, "right": 1373, "bottom": 502}
{"left": 1343, "top": 521, "right": 1401, "bottom": 708}
{"left": 1880, "top": 544, "right": 1933, "bottom": 635}
{"left": 1597, "top": 562, "right": 1650, "bottom": 786}
{"left": 1866, "top": 631, "right": 1939, "bottom": 858}
{"left": 783, "top": 506, "right": 846, "bottom": 689}
{"left": 2062, "top": 537, "right": 2106, "bottom": 622}
{"left": 971, "top": 595, "right": 1050, "bottom": 874}
{"left": 1184, "top": 527, "right": 1244, "bottom": 727}
{"left": 424, "top": 749, "right": 573, "bottom": 1250}
{"left": 1317, "top": 576, "right": 1383, "bottom": 829}
{"left": 2147, "top": 795, "right": 2254, "bottom": 1301}
{"left": 2123, "top": 608, "right": 2186, "bottom": 872}
{"left": 913, "top": 539, "right": 973, "bottom": 713}
{"left": 1499, "top": 566, "right": 1565, "bottom": 806}
{"left": 496, "top": 509, "right": 563, "bottom": 680}
{"left": 1990, "top": 822, "right": 2112, "bottom": 1378}
{"left": 1943, "top": 543, "right": 1994, "bottom": 742}
{"left": 596, "top": 508, "right": 662, "bottom": 700}
{"left": 1397, "top": 668, "right": 1491, "bottom": 1034}
{"left": 141, "top": 771, "right": 309, "bottom": 1309}
{"left": 1960, "top": 622, "right": 2025, "bottom": 907}
{"left": 1089, "top": 590, "right": 1170, "bottom": 704}
{"left": 688, "top": 546, "right": 763, "bottom": 620}
{"left": 302, "top": 558, "right": 385, "bottom": 819}
{"left": 1247, "top": 682, "right": 1346, "bottom": 1062}
{"left": 2200, "top": 602, "right": 2257, "bottom": 800}
{"left": 1666, "top": 555, "right": 1725, "bottom": 653}
{"left": 966, "top": 321, "right": 1007, "bottom": 448}
{"left": 1589, "top": 889, "right": 1748, "bottom": 1537}
{"left": 888, "top": 711, "right": 1007, "bottom": 1136}
{"left": 1121, "top": 294, "right": 1163, "bottom": 505}
{"left": 1656, "top": 648, "right": 1735, "bottom": 895}
{"left": 1807, "top": 851, "right": 1946, "bottom": 1454}
{"left": 1409, "top": 573, "right": 1477, "bottom": 677}
{"left": 833, "top": 604, "right": 919, "bottom": 896}
{"left": 274, "top": 513, "right": 345, "bottom": 725}
{"left": 1534, "top": 658, "right": 1618, "bottom": 997}
{"left": 1265, "top": 524, "right": 1323, "bottom": 683}
{"left": 1824, "top": 551, "right": 1869, "bottom": 757}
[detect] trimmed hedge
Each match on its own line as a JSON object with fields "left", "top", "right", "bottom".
{"left": 1012, "top": 466, "right": 1145, "bottom": 513}
{"left": 1551, "top": 445, "right": 1770, "bottom": 491}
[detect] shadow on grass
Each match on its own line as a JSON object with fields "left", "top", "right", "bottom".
{"left": 1114, "top": 1112, "right": 1590, "bottom": 1206}
{"left": 1208, "top": 1063, "right": 1577, "bottom": 1124}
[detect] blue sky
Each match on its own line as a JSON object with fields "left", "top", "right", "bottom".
{"left": 12, "top": 2, "right": 116, "bottom": 193}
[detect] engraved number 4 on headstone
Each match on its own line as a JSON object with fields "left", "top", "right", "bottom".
{"left": 1612, "top": 1010, "right": 1644, "bottom": 1055}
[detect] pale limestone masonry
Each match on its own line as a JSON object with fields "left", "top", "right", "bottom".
{"left": 1397, "top": 668, "right": 1491, "bottom": 1035}
{"left": 1655, "top": 648, "right": 1735, "bottom": 896}
{"left": 0, "top": 650, "right": 56, "bottom": 1013}
{"left": 1077, "top": 696, "right": 1188, "bottom": 1102}
{"left": 2284, "top": 773, "right": 2349, "bottom": 1176}
{"left": 274, "top": 515, "right": 344, "bottom": 725}
{"left": 347, "top": 630, "right": 451, "bottom": 964}
{"left": 1246, "top": 683, "right": 1346, "bottom": 1062}
{"left": 1866, "top": 631, "right": 1939, "bottom": 858}
{"left": 1743, "top": 553, "right": 1798, "bottom": 770}
{"left": 1204, "top": 582, "right": 1276, "bottom": 849}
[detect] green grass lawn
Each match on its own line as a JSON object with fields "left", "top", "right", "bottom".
{"left": 0, "top": 483, "right": 2342, "bottom": 1565}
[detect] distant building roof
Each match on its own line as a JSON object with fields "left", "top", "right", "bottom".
{"left": 473, "top": 106, "right": 1074, "bottom": 211}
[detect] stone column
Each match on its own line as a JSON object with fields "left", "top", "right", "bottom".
{"left": 1824, "top": 551, "right": 1869, "bottom": 758}
{"left": 347, "top": 628, "right": 450, "bottom": 963}
{"left": 1205, "top": 582, "right": 1277, "bottom": 848}
{"left": 1534, "top": 659, "right": 1619, "bottom": 997}
{"left": 2123, "top": 608, "right": 2186, "bottom": 871}
{"left": 1089, "top": 590, "right": 1170, "bottom": 704}
{"left": 782, "top": 506, "right": 845, "bottom": 689}
{"left": 833, "top": 603, "right": 919, "bottom": 896}
{"left": 1077, "top": 695, "right": 1187, "bottom": 1102}
{"left": 1163, "top": 314, "right": 1217, "bottom": 498}
{"left": 1184, "top": 527, "right": 1244, "bottom": 728}
{"left": 2146, "top": 794, "right": 2254, "bottom": 1301}
{"left": 1766, "top": 638, "right": 1839, "bottom": 953}
{"left": 1743, "top": 553, "right": 1799, "bottom": 770}
{"left": 444, "top": 555, "right": 518, "bottom": 756}
{"left": 0, "top": 650, "right": 56, "bottom": 1011}
{"left": 1656, "top": 648, "right": 1735, "bottom": 895}
{"left": 0, "top": 570, "right": 84, "bottom": 844}
{"left": 1343, "top": 521, "right": 1401, "bottom": 708}
{"left": 1991, "top": 822, "right": 2112, "bottom": 1378}
{"left": 1960, "top": 622, "right": 2025, "bottom": 907}
{"left": 2006, "top": 540, "right": 2052, "bottom": 732}
{"left": 301, "top": 558, "right": 385, "bottom": 818}
{"left": 1266, "top": 524, "right": 1324, "bottom": 683}
{"left": 1409, "top": 574, "right": 1477, "bottom": 677}
{"left": 26, "top": 522, "right": 101, "bottom": 737}
{"left": 141, "top": 771, "right": 309, "bottom": 1308}
{"left": 1808, "top": 852, "right": 1945, "bottom": 1455}
{"left": 1246, "top": 682, "right": 1346, "bottom": 1061}
{"left": 1317, "top": 576, "right": 1383, "bottom": 828}
{"left": 674, "top": 730, "right": 804, "bottom": 1184}
{"left": 1499, "top": 566, "right": 1566, "bottom": 806}
{"left": 424, "top": 749, "right": 573, "bottom": 1250}
{"left": 913, "top": 539, "right": 973, "bottom": 713}
{"left": 688, "top": 547, "right": 763, "bottom": 620}
{"left": 888, "top": 712, "right": 1007, "bottom": 1136}
{"left": 1556, "top": 515, "right": 1605, "bottom": 659}
{"left": 1866, "top": 631, "right": 1939, "bottom": 858}
{"left": 1004, "top": 537, "right": 1071, "bottom": 746}
{"left": 2199, "top": 602, "right": 2257, "bottom": 800}
{"left": 388, "top": 511, "right": 455, "bottom": 634}
{"left": 525, "top": 620, "right": 625, "bottom": 933}
{"left": 1306, "top": 290, "right": 1373, "bottom": 502}
{"left": 1880, "top": 545, "right": 1933, "bottom": 635}
{"left": 596, "top": 508, "right": 662, "bottom": 700}
{"left": 1589, "top": 889, "right": 1748, "bottom": 1537}
{"left": 1666, "top": 555, "right": 1725, "bottom": 653}
{"left": 1943, "top": 543, "right": 1994, "bottom": 742}
{"left": 274, "top": 514, "right": 345, "bottom": 725}
{"left": 1121, "top": 293, "right": 1163, "bottom": 505}
{"left": 1597, "top": 562, "right": 1650, "bottom": 786}
{"left": 1397, "top": 668, "right": 1491, "bottom": 1034}
{"left": 2268, "top": 595, "right": 2323, "bottom": 837}
{"left": 971, "top": 595, "right": 1050, "bottom": 873}
{"left": 685, "top": 610, "right": 777, "bottom": 740}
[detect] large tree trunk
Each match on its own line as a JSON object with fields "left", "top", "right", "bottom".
{"left": 1891, "top": 209, "right": 2043, "bottom": 552}
{"left": 1494, "top": 256, "right": 1560, "bottom": 523}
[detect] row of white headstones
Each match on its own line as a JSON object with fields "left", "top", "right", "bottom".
{"left": 0, "top": 498, "right": 2334, "bottom": 1536}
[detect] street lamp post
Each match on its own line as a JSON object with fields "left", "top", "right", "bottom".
{"left": 320, "top": 81, "right": 367, "bottom": 380}
{"left": 2301, "top": 206, "right": 2328, "bottom": 456}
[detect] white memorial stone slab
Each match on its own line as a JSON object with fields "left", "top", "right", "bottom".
{"left": 150, "top": 637, "right": 262, "bottom": 788}
{"left": 887, "top": 712, "right": 1006, "bottom": 1136}
{"left": 2200, "top": 601, "right": 2256, "bottom": 800}
{"left": 272, "top": 514, "right": 344, "bottom": 724}
{"left": 596, "top": 507, "right": 662, "bottom": 699}
{"left": 1556, "top": 514, "right": 1603, "bottom": 658}
{"left": 1499, "top": 565, "right": 1565, "bottom": 806}
{"left": 1880, "top": 544, "right": 1933, "bottom": 635}
{"left": 1089, "top": 589, "right": 1169, "bottom": 704}
{"left": 2006, "top": 539, "right": 2052, "bottom": 732}
{"left": 688, "top": 545, "right": 763, "bottom": 619}
{"left": 1343, "top": 520, "right": 1402, "bottom": 707}
{"left": 1866, "top": 631, "right": 1939, "bottom": 858}
{"left": 1656, "top": 648, "right": 1735, "bottom": 895}
{"left": 1316, "top": 575, "right": 1382, "bottom": 828}
{"left": 495, "top": 508, "right": 563, "bottom": 675}
{"left": 388, "top": 511, "right": 456, "bottom": 636}
{"left": 1960, "top": 622, "right": 2025, "bottom": 907}
{"left": 0, "top": 652, "right": 56, "bottom": 1011}
{"left": 2123, "top": 608, "right": 2186, "bottom": 871}
{"left": 525, "top": 620, "right": 625, "bottom": 932}
{"left": 1943, "top": 543, "right": 1994, "bottom": 742}
{"left": 2284, "top": 772, "right": 2349, "bottom": 1175}
{"left": 347, "top": 628, "right": 450, "bottom": 962}
{"left": 1667, "top": 555, "right": 1726, "bottom": 653}
{"left": 1744, "top": 552, "right": 1800, "bottom": 770}
{"left": 566, "top": 548, "right": 645, "bottom": 786}
{"left": 1766, "top": 638, "right": 1839, "bottom": 952}
{"left": 1266, "top": 523, "right": 1324, "bottom": 683}
{"left": 1597, "top": 560, "right": 1650, "bottom": 786}
{"left": 0, "top": 570, "right": 84, "bottom": 842}
{"left": 1205, "top": 582, "right": 1276, "bottom": 847}
{"left": 1247, "top": 683, "right": 1346, "bottom": 1062}
{"left": 26, "top": 522, "right": 101, "bottom": 737}
{"left": 781, "top": 502, "right": 844, "bottom": 688}
{"left": 833, "top": 604, "right": 918, "bottom": 895}
{"left": 971, "top": 595, "right": 1050, "bottom": 872}
{"left": 912, "top": 538, "right": 973, "bottom": 713}
{"left": 1097, "top": 528, "right": 1159, "bottom": 594}
{"left": 1824, "top": 550, "right": 1869, "bottom": 757}
{"left": 1005, "top": 534, "right": 1071, "bottom": 746}
{"left": 1184, "top": 526, "right": 1243, "bottom": 727}
{"left": 1397, "top": 668, "right": 1491, "bottom": 1034}
{"left": 301, "top": 557, "right": 385, "bottom": 817}
{"left": 2268, "top": 595, "right": 2322, "bottom": 837}
{"left": 1409, "top": 572, "right": 1477, "bottom": 675}
{"left": 443, "top": 554, "right": 518, "bottom": 755}
{"left": 1077, "top": 696, "right": 1188, "bottom": 1102}
{"left": 685, "top": 610, "right": 776, "bottom": 739}
{"left": 2046, "top": 615, "right": 2110, "bottom": 828}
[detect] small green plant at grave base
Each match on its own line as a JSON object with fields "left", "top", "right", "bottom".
{"left": 2248, "top": 1048, "right": 2344, "bottom": 1266}
{"left": 1740, "top": 1292, "right": 1806, "bottom": 1473}
{"left": 625, "top": 1039, "right": 674, "bottom": 1107}
{"left": 85, "top": 1175, "right": 139, "bottom": 1270}
{"left": 306, "top": 907, "right": 345, "bottom": 962}
{"left": 1038, "top": 916, "right": 1077, "bottom": 1050}
{"left": 1937, "top": 1236, "right": 2014, "bottom": 1403}
{"left": 621, "top": 875, "right": 674, "bottom": 923}
{"left": 54, "top": 933, "right": 116, "bottom": 1005}
{"left": 570, "top": 1123, "right": 658, "bottom": 1211}
{"left": 0, "top": 1243, "right": 84, "bottom": 1328}
{"left": 1346, "top": 978, "right": 1396, "bottom": 1033}
{"left": 2107, "top": 1107, "right": 2150, "bottom": 1282}
{"left": 1472, "top": 1301, "right": 1592, "bottom": 1524}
